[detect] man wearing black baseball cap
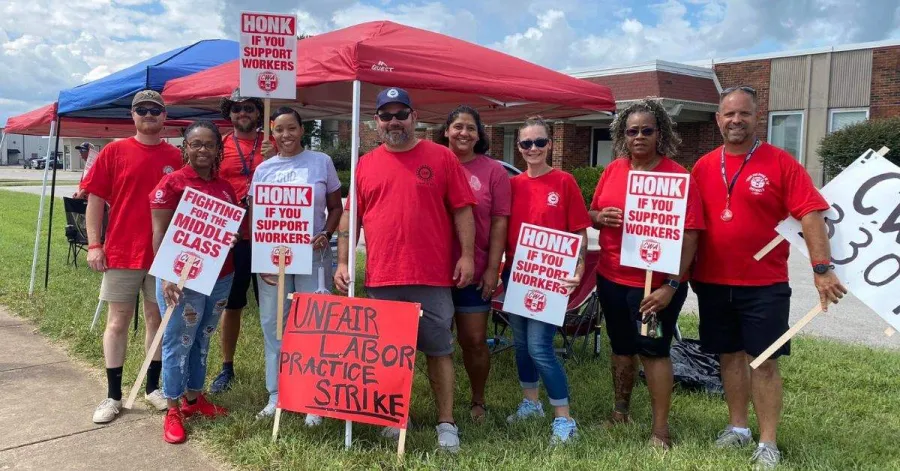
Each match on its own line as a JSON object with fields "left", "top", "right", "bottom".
{"left": 335, "top": 88, "right": 476, "bottom": 452}
{"left": 73, "top": 142, "right": 96, "bottom": 199}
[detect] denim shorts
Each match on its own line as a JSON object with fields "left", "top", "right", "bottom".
{"left": 451, "top": 284, "right": 491, "bottom": 313}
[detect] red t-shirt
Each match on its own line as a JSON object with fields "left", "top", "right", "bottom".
{"left": 351, "top": 140, "right": 477, "bottom": 287}
{"left": 80, "top": 137, "right": 183, "bottom": 270}
{"left": 691, "top": 142, "right": 829, "bottom": 286}
{"left": 219, "top": 132, "right": 271, "bottom": 240}
{"left": 590, "top": 157, "right": 706, "bottom": 288}
{"left": 506, "top": 169, "right": 592, "bottom": 263}
{"left": 149, "top": 165, "right": 238, "bottom": 278}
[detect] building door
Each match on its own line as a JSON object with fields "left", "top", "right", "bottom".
{"left": 592, "top": 128, "right": 613, "bottom": 167}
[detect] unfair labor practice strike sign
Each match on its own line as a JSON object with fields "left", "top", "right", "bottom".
{"left": 239, "top": 11, "right": 297, "bottom": 99}
{"left": 277, "top": 294, "right": 420, "bottom": 428}
{"left": 776, "top": 148, "right": 900, "bottom": 333}
{"left": 251, "top": 183, "right": 315, "bottom": 274}
{"left": 504, "top": 223, "right": 580, "bottom": 326}
{"left": 621, "top": 171, "right": 689, "bottom": 275}
{"left": 149, "top": 187, "right": 245, "bottom": 295}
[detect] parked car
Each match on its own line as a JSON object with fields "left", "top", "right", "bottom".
{"left": 35, "top": 156, "right": 63, "bottom": 170}
{"left": 22, "top": 157, "right": 41, "bottom": 169}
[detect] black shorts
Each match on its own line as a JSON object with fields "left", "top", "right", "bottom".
{"left": 596, "top": 275, "right": 687, "bottom": 358}
{"left": 692, "top": 281, "right": 791, "bottom": 358}
{"left": 226, "top": 239, "right": 260, "bottom": 310}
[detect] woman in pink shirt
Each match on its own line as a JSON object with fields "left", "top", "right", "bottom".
{"left": 439, "top": 105, "right": 511, "bottom": 421}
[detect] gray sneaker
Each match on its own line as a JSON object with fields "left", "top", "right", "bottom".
{"left": 751, "top": 443, "right": 781, "bottom": 470}
{"left": 715, "top": 425, "right": 754, "bottom": 448}
{"left": 506, "top": 398, "right": 545, "bottom": 423}
{"left": 436, "top": 422, "right": 460, "bottom": 453}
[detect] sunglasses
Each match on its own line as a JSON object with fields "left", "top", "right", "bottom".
{"left": 721, "top": 85, "right": 757, "bottom": 97}
{"left": 625, "top": 127, "right": 656, "bottom": 137}
{"left": 186, "top": 141, "right": 218, "bottom": 151}
{"left": 377, "top": 109, "right": 412, "bottom": 122}
{"left": 230, "top": 103, "right": 257, "bottom": 114}
{"left": 134, "top": 107, "right": 163, "bottom": 117}
{"left": 517, "top": 138, "right": 550, "bottom": 150}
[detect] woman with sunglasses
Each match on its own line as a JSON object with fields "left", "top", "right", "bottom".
{"left": 503, "top": 116, "right": 591, "bottom": 445}
{"left": 149, "top": 120, "right": 238, "bottom": 444}
{"left": 251, "top": 107, "right": 343, "bottom": 422}
{"left": 437, "top": 105, "right": 511, "bottom": 422}
{"left": 588, "top": 99, "right": 705, "bottom": 449}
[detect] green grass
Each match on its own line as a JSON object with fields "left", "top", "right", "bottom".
{"left": 2, "top": 189, "right": 900, "bottom": 470}
{"left": 0, "top": 180, "right": 52, "bottom": 187}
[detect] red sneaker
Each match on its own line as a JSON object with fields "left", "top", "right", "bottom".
{"left": 163, "top": 408, "right": 186, "bottom": 444}
{"left": 181, "top": 394, "right": 228, "bottom": 419}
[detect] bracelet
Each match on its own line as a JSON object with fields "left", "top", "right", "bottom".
{"left": 88, "top": 244, "right": 103, "bottom": 250}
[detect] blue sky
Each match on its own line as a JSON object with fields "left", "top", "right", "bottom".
{"left": 1, "top": 0, "right": 899, "bottom": 125}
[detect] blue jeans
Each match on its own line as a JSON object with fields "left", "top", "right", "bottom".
{"left": 258, "top": 249, "right": 333, "bottom": 404}
{"left": 159, "top": 274, "right": 233, "bottom": 400}
{"left": 502, "top": 270, "right": 570, "bottom": 406}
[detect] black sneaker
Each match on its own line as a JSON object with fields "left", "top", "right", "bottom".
{"left": 209, "top": 369, "right": 234, "bottom": 393}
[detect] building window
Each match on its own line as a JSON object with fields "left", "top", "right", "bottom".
{"left": 503, "top": 129, "right": 516, "bottom": 164}
{"left": 829, "top": 108, "right": 868, "bottom": 133}
{"left": 768, "top": 111, "right": 804, "bottom": 162}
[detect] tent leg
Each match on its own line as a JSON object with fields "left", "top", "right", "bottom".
{"left": 28, "top": 120, "right": 58, "bottom": 297}
{"left": 344, "top": 79, "right": 362, "bottom": 451}
{"left": 44, "top": 119, "right": 63, "bottom": 289}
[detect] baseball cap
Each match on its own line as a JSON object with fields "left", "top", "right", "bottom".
{"left": 75, "top": 142, "right": 91, "bottom": 151}
{"left": 131, "top": 90, "right": 165, "bottom": 108}
{"left": 375, "top": 87, "right": 413, "bottom": 111}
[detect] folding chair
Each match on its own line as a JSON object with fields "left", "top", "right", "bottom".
{"left": 63, "top": 197, "right": 89, "bottom": 267}
{"left": 489, "top": 249, "right": 604, "bottom": 360}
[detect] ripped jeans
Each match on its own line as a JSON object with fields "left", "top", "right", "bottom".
{"left": 158, "top": 274, "right": 233, "bottom": 400}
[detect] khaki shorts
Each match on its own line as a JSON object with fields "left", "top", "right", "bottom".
{"left": 99, "top": 269, "right": 156, "bottom": 304}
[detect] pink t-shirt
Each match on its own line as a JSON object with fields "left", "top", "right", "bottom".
{"left": 452, "top": 155, "right": 512, "bottom": 282}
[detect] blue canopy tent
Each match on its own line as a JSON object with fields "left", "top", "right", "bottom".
{"left": 36, "top": 39, "right": 239, "bottom": 291}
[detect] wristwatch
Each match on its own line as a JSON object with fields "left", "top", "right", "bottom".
{"left": 812, "top": 262, "right": 835, "bottom": 275}
{"left": 663, "top": 278, "right": 680, "bottom": 290}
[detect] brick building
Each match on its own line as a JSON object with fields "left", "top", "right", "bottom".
{"left": 335, "top": 39, "right": 898, "bottom": 185}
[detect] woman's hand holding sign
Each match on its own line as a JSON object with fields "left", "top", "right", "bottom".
{"left": 162, "top": 280, "right": 183, "bottom": 307}
{"left": 639, "top": 284, "right": 675, "bottom": 317}
{"left": 595, "top": 207, "right": 623, "bottom": 228}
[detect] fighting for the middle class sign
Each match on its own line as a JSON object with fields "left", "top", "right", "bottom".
{"left": 620, "top": 171, "right": 689, "bottom": 275}
{"left": 503, "top": 223, "right": 580, "bottom": 326}
{"left": 251, "top": 183, "right": 315, "bottom": 275}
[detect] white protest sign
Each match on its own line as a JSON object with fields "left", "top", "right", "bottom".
{"left": 776, "top": 148, "right": 900, "bottom": 332}
{"left": 503, "top": 223, "right": 580, "bottom": 326}
{"left": 239, "top": 11, "right": 297, "bottom": 99}
{"left": 150, "top": 187, "right": 244, "bottom": 295}
{"left": 620, "top": 171, "right": 689, "bottom": 275}
{"left": 251, "top": 183, "right": 315, "bottom": 275}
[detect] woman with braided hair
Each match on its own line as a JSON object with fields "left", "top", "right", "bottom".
{"left": 588, "top": 98, "right": 705, "bottom": 449}
{"left": 148, "top": 120, "right": 240, "bottom": 444}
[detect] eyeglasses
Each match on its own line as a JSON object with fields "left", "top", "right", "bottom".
{"left": 230, "top": 103, "right": 257, "bottom": 114}
{"left": 134, "top": 107, "right": 163, "bottom": 117}
{"left": 720, "top": 85, "right": 757, "bottom": 98}
{"left": 377, "top": 109, "right": 412, "bottom": 122}
{"left": 517, "top": 138, "right": 550, "bottom": 150}
{"left": 625, "top": 127, "right": 656, "bottom": 137}
{"left": 186, "top": 141, "right": 218, "bottom": 151}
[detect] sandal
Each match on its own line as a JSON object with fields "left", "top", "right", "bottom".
{"left": 470, "top": 401, "right": 488, "bottom": 422}
{"left": 648, "top": 433, "right": 672, "bottom": 450}
{"left": 601, "top": 410, "right": 631, "bottom": 429}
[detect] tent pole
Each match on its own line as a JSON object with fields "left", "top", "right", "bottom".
{"left": 28, "top": 120, "right": 57, "bottom": 297}
{"left": 345, "top": 79, "right": 361, "bottom": 450}
{"left": 0, "top": 134, "right": 7, "bottom": 165}
{"left": 44, "top": 119, "right": 63, "bottom": 289}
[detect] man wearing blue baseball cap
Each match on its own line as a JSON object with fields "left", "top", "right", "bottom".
{"left": 335, "top": 88, "right": 477, "bottom": 452}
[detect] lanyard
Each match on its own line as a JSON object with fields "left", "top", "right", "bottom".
{"left": 720, "top": 139, "right": 760, "bottom": 202}
{"left": 231, "top": 132, "right": 260, "bottom": 177}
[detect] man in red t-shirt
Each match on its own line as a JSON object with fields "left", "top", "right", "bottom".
{"left": 334, "top": 88, "right": 476, "bottom": 453}
{"left": 208, "top": 88, "right": 276, "bottom": 394}
{"left": 691, "top": 86, "right": 847, "bottom": 467}
{"left": 81, "top": 90, "right": 184, "bottom": 424}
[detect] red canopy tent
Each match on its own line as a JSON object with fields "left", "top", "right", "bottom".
{"left": 162, "top": 21, "right": 615, "bottom": 123}
{"left": 5, "top": 102, "right": 231, "bottom": 138}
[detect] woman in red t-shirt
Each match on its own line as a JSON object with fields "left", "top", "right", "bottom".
{"left": 588, "top": 99, "right": 705, "bottom": 449}
{"left": 502, "top": 116, "right": 591, "bottom": 445}
{"left": 437, "top": 105, "right": 512, "bottom": 421}
{"left": 149, "top": 121, "right": 239, "bottom": 445}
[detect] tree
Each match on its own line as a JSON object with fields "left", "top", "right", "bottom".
{"left": 819, "top": 116, "right": 900, "bottom": 179}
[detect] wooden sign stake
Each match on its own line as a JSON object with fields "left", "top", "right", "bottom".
{"left": 276, "top": 248, "right": 286, "bottom": 341}
{"left": 271, "top": 407, "right": 283, "bottom": 442}
{"left": 641, "top": 270, "right": 652, "bottom": 336}
{"left": 751, "top": 304, "right": 822, "bottom": 369}
{"left": 397, "top": 428, "right": 408, "bottom": 457}
{"left": 124, "top": 255, "right": 195, "bottom": 409}
{"left": 263, "top": 98, "right": 272, "bottom": 142}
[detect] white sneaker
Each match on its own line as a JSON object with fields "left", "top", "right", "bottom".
{"left": 256, "top": 402, "right": 277, "bottom": 419}
{"left": 144, "top": 389, "right": 168, "bottom": 411}
{"left": 305, "top": 414, "right": 323, "bottom": 427}
{"left": 93, "top": 398, "right": 122, "bottom": 424}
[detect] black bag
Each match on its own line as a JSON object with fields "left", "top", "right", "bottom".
{"left": 670, "top": 339, "right": 723, "bottom": 395}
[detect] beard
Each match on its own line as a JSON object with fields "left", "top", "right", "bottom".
{"left": 233, "top": 117, "right": 257, "bottom": 133}
{"left": 379, "top": 126, "right": 410, "bottom": 147}
{"left": 136, "top": 120, "right": 163, "bottom": 135}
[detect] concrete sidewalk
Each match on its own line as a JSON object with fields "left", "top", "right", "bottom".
{"left": 0, "top": 308, "right": 227, "bottom": 471}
